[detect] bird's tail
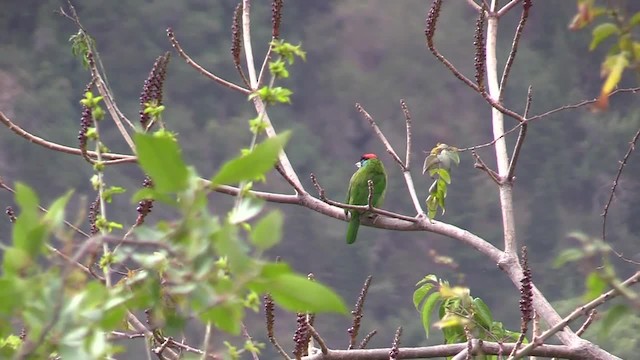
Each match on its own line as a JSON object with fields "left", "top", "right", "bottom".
{"left": 346, "top": 212, "right": 360, "bottom": 244}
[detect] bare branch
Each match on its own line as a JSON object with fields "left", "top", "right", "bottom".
{"left": 497, "top": 0, "right": 523, "bottom": 17}
{"left": 303, "top": 342, "right": 583, "bottom": 360}
{"left": 506, "top": 86, "right": 531, "bottom": 181}
{"left": 511, "top": 271, "right": 640, "bottom": 359}
{"left": 359, "top": 330, "right": 378, "bottom": 349}
{"left": 87, "top": 53, "right": 136, "bottom": 151}
{"left": 307, "top": 325, "right": 328, "bottom": 355}
{"left": 310, "top": 174, "right": 418, "bottom": 224}
{"left": 242, "top": 0, "right": 258, "bottom": 88}
{"left": 389, "top": 327, "right": 402, "bottom": 360}
{"left": 458, "top": 87, "right": 640, "bottom": 153}
{"left": 576, "top": 309, "right": 597, "bottom": 337}
{"left": 0, "top": 111, "right": 136, "bottom": 164}
{"left": 348, "top": 276, "right": 373, "bottom": 350}
{"left": 400, "top": 99, "right": 413, "bottom": 168}
{"left": 167, "top": 28, "right": 251, "bottom": 94}
{"left": 464, "top": 0, "right": 482, "bottom": 11}
{"left": 602, "top": 126, "right": 640, "bottom": 243}
{"left": 425, "top": 0, "right": 480, "bottom": 94}
{"left": 472, "top": 151, "right": 501, "bottom": 184}
{"left": 275, "top": 163, "right": 306, "bottom": 195}
{"left": 498, "top": 0, "right": 531, "bottom": 100}
{"left": 356, "top": 103, "right": 405, "bottom": 169}
{"left": 258, "top": 43, "right": 274, "bottom": 87}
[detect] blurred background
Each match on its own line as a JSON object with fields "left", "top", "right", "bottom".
{"left": 1, "top": 0, "right": 639, "bottom": 357}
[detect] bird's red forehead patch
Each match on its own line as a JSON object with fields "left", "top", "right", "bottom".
{"left": 362, "top": 153, "right": 378, "bottom": 159}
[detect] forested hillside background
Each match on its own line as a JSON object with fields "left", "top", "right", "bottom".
{"left": 1, "top": 0, "right": 639, "bottom": 357}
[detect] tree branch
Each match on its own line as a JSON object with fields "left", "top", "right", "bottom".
{"left": 506, "top": 86, "right": 531, "bottom": 181}
{"left": 166, "top": 28, "right": 251, "bottom": 95}
{"left": 511, "top": 271, "right": 640, "bottom": 359}
{"left": 0, "top": 111, "right": 136, "bottom": 164}
{"left": 302, "top": 342, "right": 585, "bottom": 360}
{"left": 602, "top": 126, "right": 640, "bottom": 243}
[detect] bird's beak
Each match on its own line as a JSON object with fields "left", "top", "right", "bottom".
{"left": 355, "top": 161, "right": 362, "bottom": 168}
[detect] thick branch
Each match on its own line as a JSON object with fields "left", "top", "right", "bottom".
{"left": 302, "top": 342, "right": 583, "bottom": 360}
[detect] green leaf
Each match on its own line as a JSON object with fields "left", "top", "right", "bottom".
{"left": 200, "top": 302, "right": 243, "bottom": 334}
{"left": 473, "top": 298, "right": 493, "bottom": 331}
{"left": 437, "top": 168, "right": 451, "bottom": 184}
{"left": 255, "top": 273, "right": 347, "bottom": 314}
{"left": 584, "top": 272, "right": 607, "bottom": 301}
{"left": 630, "top": 12, "right": 640, "bottom": 27}
{"left": 600, "top": 304, "right": 628, "bottom": 337}
{"left": 131, "top": 188, "right": 176, "bottom": 206}
{"left": 250, "top": 210, "right": 284, "bottom": 250}
{"left": 420, "top": 292, "right": 441, "bottom": 338}
{"left": 422, "top": 154, "right": 438, "bottom": 174}
{"left": 259, "top": 262, "right": 292, "bottom": 278}
{"left": 2, "top": 247, "right": 32, "bottom": 276}
{"left": 600, "top": 53, "right": 629, "bottom": 97}
{"left": 447, "top": 150, "right": 460, "bottom": 165}
{"left": 589, "top": 23, "right": 619, "bottom": 51}
{"left": 413, "top": 283, "right": 434, "bottom": 310}
{"left": 12, "top": 185, "right": 72, "bottom": 258}
{"left": 43, "top": 190, "right": 74, "bottom": 231}
{"left": 229, "top": 197, "right": 265, "bottom": 224}
{"left": 134, "top": 132, "right": 189, "bottom": 193}
{"left": 553, "top": 248, "right": 585, "bottom": 267}
{"left": 213, "top": 224, "right": 251, "bottom": 274}
{"left": 211, "top": 131, "right": 291, "bottom": 185}
{"left": 416, "top": 274, "right": 439, "bottom": 287}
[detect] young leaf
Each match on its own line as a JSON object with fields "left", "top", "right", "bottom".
{"left": 211, "top": 131, "right": 291, "bottom": 186}
{"left": 250, "top": 210, "right": 284, "bottom": 250}
{"left": 600, "top": 304, "right": 628, "bottom": 337}
{"left": 134, "top": 132, "right": 189, "bottom": 193}
{"left": 256, "top": 273, "right": 347, "bottom": 314}
{"left": 228, "top": 197, "right": 265, "bottom": 224}
{"left": 473, "top": 298, "right": 493, "bottom": 331}
{"left": 200, "top": 302, "right": 244, "bottom": 335}
{"left": 413, "top": 283, "right": 434, "bottom": 310}
{"left": 589, "top": 23, "right": 619, "bottom": 51}
{"left": 584, "top": 272, "right": 607, "bottom": 301}
{"left": 420, "top": 292, "right": 441, "bottom": 338}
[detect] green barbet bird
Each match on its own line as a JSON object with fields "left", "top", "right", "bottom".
{"left": 345, "top": 153, "right": 387, "bottom": 244}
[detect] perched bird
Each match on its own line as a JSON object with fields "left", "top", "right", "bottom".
{"left": 345, "top": 153, "right": 387, "bottom": 244}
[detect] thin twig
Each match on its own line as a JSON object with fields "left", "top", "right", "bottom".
{"left": 576, "top": 309, "right": 597, "bottom": 336}
{"left": 401, "top": 99, "right": 412, "bottom": 168}
{"left": 307, "top": 325, "right": 328, "bottom": 355}
{"left": 0, "top": 111, "right": 136, "bottom": 164}
{"left": 258, "top": 43, "right": 274, "bottom": 87}
{"left": 356, "top": 103, "right": 405, "bottom": 169}
{"left": 359, "top": 330, "right": 378, "bottom": 349}
{"left": 472, "top": 151, "right": 501, "bottom": 184}
{"left": 602, "top": 126, "right": 640, "bottom": 243}
{"left": 275, "top": 163, "right": 306, "bottom": 195}
{"left": 167, "top": 28, "right": 251, "bottom": 94}
{"left": 242, "top": 323, "right": 260, "bottom": 360}
{"left": 201, "top": 322, "right": 212, "bottom": 360}
{"left": 348, "top": 276, "right": 373, "bottom": 350}
{"left": 506, "top": 86, "right": 531, "bottom": 181}
{"left": 497, "top": 0, "right": 522, "bottom": 17}
{"left": 458, "top": 87, "right": 640, "bottom": 153}
{"left": 498, "top": 0, "right": 530, "bottom": 100}
{"left": 464, "top": 0, "right": 482, "bottom": 11}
